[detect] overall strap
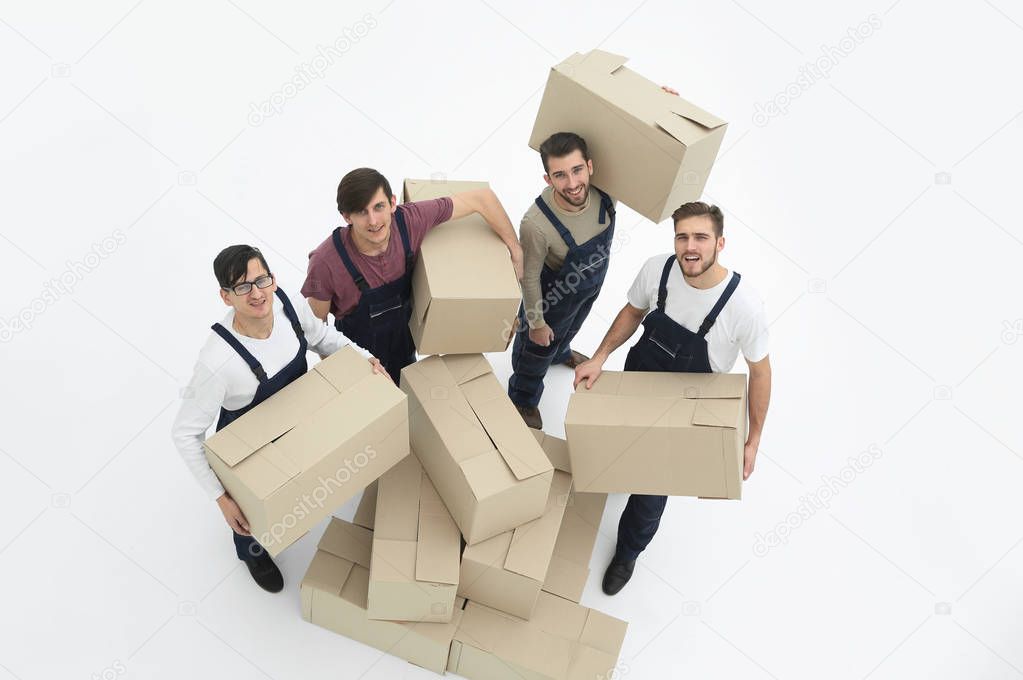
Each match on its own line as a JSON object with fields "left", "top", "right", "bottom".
{"left": 656, "top": 255, "right": 674, "bottom": 311}
{"left": 534, "top": 195, "right": 578, "bottom": 250}
{"left": 594, "top": 187, "right": 615, "bottom": 226}
{"left": 393, "top": 208, "right": 415, "bottom": 274}
{"left": 331, "top": 227, "right": 369, "bottom": 292}
{"left": 211, "top": 323, "right": 267, "bottom": 382}
{"left": 698, "top": 272, "right": 742, "bottom": 338}
{"left": 274, "top": 288, "right": 304, "bottom": 340}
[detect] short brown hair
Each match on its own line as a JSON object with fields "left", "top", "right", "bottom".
{"left": 539, "top": 132, "right": 589, "bottom": 174}
{"left": 336, "top": 167, "right": 393, "bottom": 215}
{"left": 672, "top": 201, "right": 724, "bottom": 237}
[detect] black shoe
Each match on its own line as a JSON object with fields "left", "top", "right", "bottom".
{"left": 515, "top": 405, "right": 543, "bottom": 430}
{"left": 244, "top": 552, "right": 284, "bottom": 593}
{"left": 602, "top": 557, "right": 636, "bottom": 596}
{"left": 562, "top": 349, "right": 590, "bottom": 369}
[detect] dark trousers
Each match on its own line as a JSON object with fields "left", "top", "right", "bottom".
{"left": 508, "top": 290, "right": 599, "bottom": 408}
{"left": 615, "top": 494, "right": 669, "bottom": 563}
{"left": 233, "top": 531, "right": 266, "bottom": 561}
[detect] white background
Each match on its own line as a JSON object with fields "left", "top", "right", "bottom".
{"left": 1, "top": 1, "right": 1021, "bottom": 678}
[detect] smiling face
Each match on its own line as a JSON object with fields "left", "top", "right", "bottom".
{"left": 544, "top": 150, "right": 593, "bottom": 209}
{"left": 674, "top": 215, "right": 724, "bottom": 279}
{"left": 220, "top": 257, "right": 277, "bottom": 322}
{"left": 342, "top": 187, "right": 396, "bottom": 251}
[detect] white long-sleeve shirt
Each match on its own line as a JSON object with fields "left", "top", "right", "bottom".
{"left": 171, "top": 291, "right": 368, "bottom": 500}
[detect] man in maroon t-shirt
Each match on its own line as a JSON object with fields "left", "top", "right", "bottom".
{"left": 302, "top": 167, "right": 523, "bottom": 382}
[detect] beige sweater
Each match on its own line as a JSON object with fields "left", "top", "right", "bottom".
{"left": 519, "top": 185, "right": 615, "bottom": 329}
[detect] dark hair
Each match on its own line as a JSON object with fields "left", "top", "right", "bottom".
{"left": 539, "top": 132, "right": 590, "bottom": 174}
{"left": 337, "top": 167, "right": 393, "bottom": 215}
{"left": 214, "top": 245, "right": 271, "bottom": 289}
{"left": 672, "top": 202, "right": 724, "bottom": 237}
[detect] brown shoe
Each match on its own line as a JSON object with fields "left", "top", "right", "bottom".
{"left": 515, "top": 405, "right": 542, "bottom": 430}
{"left": 562, "top": 350, "right": 590, "bottom": 369}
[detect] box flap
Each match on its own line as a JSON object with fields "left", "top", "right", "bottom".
{"left": 655, "top": 100, "right": 727, "bottom": 145}
{"left": 229, "top": 441, "right": 302, "bottom": 499}
{"left": 318, "top": 517, "right": 373, "bottom": 568}
{"left": 375, "top": 455, "right": 422, "bottom": 541}
{"left": 531, "top": 428, "right": 571, "bottom": 473}
{"left": 442, "top": 353, "right": 493, "bottom": 385}
{"left": 692, "top": 398, "right": 741, "bottom": 429}
{"left": 301, "top": 548, "right": 352, "bottom": 596}
{"left": 459, "top": 370, "right": 553, "bottom": 481}
{"left": 416, "top": 474, "right": 461, "bottom": 585}
{"left": 353, "top": 482, "right": 377, "bottom": 530}
{"left": 312, "top": 344, "right": 375, "bottom": 392}
{"left": 556, "top": 49, "right": 628, "bottom": 76}
{"left": 504, "top": 470, "right": 573, "bottom": 580}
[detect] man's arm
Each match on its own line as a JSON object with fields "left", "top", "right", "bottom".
{"left": 743, "top": 354, "right": 771, "bottom": 480}
{"left": 573, "top": 303, "right": 647, "bottom": 389}
{"left": 308, "top": 297, "right": 331, "bottom": 323}
{"left": 449, "top": 188, "right": 524, "bottom": 280}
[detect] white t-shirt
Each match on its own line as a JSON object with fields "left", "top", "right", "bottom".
{"left": 626, "top": 255, "right": 769, "bottom": 373}
{"left": 170, "top": 291, "right": 368, "bottom": 500}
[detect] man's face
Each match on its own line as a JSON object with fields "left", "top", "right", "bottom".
{"left": 674, "top": 215, "right": 724, "bottom": 278}
{"left": 544, "top": 150, "right": 593, "bottom": 208}
{"left": 343, "top": 187, "right": 396, "bottom": 247}
{"left": 220, "top": 257, "right": 277, "bottom": 321}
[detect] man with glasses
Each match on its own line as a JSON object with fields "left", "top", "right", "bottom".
{"left": 303, "top": 167, "right": 523, "bottom": 383}
{"left": 171, "top": 245, "right": 382, "bottom": 593}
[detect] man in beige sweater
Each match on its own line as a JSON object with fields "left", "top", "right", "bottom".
{"left": 507, "top": 132, "right": 617, "bottom": 428}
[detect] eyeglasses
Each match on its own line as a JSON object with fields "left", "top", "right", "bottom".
{"left": 223, "top": 273, "right": 274, "bottom": 296}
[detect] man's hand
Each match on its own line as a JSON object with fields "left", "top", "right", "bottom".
{"left": 661, "top": 85, "right": 679, "bottom": 96}
{"left": 509, "top": 245, "right": 524, "bottom": 282}
{"left": 743, "top": 438, "right": 759, "bottom": 481}
{"left": 573, "top": 356, "right": 605, "bottom": 390}
{"left": 529, "top": 325, "right": 554, "bottom": 347}
{"left": 217, "top": 493, "right": 250, "bottom": 535}
{"left": 368, "top": 357, "right": 392, "bottom": 382}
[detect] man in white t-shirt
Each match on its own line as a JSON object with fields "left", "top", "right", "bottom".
{"left": 574, "top": 202, "right": 772, "bottom": 596}
{"left": 171, "top": 245, "right": 382, "bottom": 593}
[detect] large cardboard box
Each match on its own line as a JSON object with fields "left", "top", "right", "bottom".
{"left": 204, "top": 346, "right": 410, "bottom": 555}
{"left": 458, "top": 469, "right": 572, "bottom": 620}
{"left": 368, "top": 455, "right": 460, "bottom": 623}
{"left": 531, "top": 429, "right": 608, "bottom": 603}
{"left": 446, "top": 591, "right": 628, "bottom": 680}
{"left": 529, "top": 49, "right": 728, "bottom": 223}
{"left": 402, "top": 178, "right": 521, "bottom": 355}
{"left": 300, "top": 518, "right": 463, "bottom": 675}
{"left": 565, "top": 370, "right": 747, "bottom": 498}
{"left": 401, "top": 353, "right": 554, "bottom": 545}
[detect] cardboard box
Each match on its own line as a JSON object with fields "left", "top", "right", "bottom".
{"left": 565, "top": 370, "right": 747, "bottom": 498}
{"left": 531, "top": 429, "right": 608, "bottom": 603}
{"left": 446, "top": 591, "right": 628, "bottom": 680}
{"left": 401, "top": 353, "right": 554, "bottom": 545}
{"left": 529, "top": 49, "right": 728, "bottom": 223}
{"left": 458, "top": 469, "right": 572, "bottom": 620}
{"left": 368, "top": 455, "right": 460, "bottom": 623}
{"left": 301, "top": 518, "right": 463, "bottom": 675}
{"left": 353, "top": 482, "right": 377, "bottom": 530}
{"left": 402, "top": 178, "right": 521, "bottom": 355}
{"left": 203, "top": 345, "right": 409, "bottom": 556}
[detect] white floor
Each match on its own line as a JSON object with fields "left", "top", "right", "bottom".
{"left": 2, "top": 2, "right": 1021, "bottom": 678}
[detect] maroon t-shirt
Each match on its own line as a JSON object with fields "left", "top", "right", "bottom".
{"left": 301, "top": 198, "right": 454, "bottom": 319}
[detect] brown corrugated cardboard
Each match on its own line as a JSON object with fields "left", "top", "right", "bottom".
{"left": 353, "top": 482, "right": 377, "bottom": 530}
{"left": 529, "top": 49, "right": 728, "bottom": 223}
{"left": 446, "top": 591, "right": 628, "bottom": 680}
{"left": 368, "top": 455, "right": 460, "bottom": 623}
{"left": 203, "top": 345, "right": 409, "bottom": 556}
{"left": 401, "top": 353, "right": 554, "bottom": 545}
{"left": 458, "top": 470, "right": 572, "bottom": 619}
{"left": 565, "top": 370, "right": 747, "bottom": 498}
{"left": 530, "top": 429, "right": 608, "bottom": 603}
{"left": 300, "top": 518, "right": 463, "bottom": 675}
{"left": 402, "top": 178, "right": 521, "bottom": 355}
